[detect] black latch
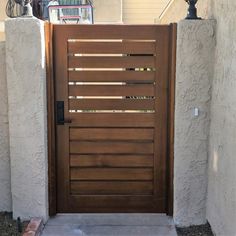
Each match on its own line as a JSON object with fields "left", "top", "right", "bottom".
{"left": 56, "top": 101, "right": 72, "bottom": 125}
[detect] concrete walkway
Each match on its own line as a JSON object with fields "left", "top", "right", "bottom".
{"left": 41, "top": 214, "right": 177, "bottom": 236}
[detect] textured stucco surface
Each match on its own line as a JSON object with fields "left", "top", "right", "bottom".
{"left": 0, "top": 41, "right": 12, "bottom": 211}
{"left": 5, "top": 18, "right": 48, "bottom": 221}
{"left": 174, "top": 20, "right": 215, "bottom": 227}
{"left": 206, "top": 1, "right": 236, "bottom": 235}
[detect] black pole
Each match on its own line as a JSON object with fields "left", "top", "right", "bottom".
{"left": 17, "top": 217, "right": 22, "bottom": 233}
{"left": 185, "top": 0, "right": 201, "bottom": 20}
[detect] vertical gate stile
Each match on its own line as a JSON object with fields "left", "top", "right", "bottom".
{"left": 154, "top": 26, "right": 169, "bottom": 211}
{"left": 45, "top": 22, "right": 57, "bottom": 216}
{"left": 167, "top": 23, "right": 177, "bottom": 216}
{"left": 54, "top": 26, "right": 70, "bottom": 212}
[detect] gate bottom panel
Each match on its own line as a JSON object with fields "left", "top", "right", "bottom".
{"left": 64, "top": 195, "right": 166, "bottom": 213}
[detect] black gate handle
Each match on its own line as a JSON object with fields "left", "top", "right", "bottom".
{"left": 56, "top": 101, "right": 72, "bottom": 125}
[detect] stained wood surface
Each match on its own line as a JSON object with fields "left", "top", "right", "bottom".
{"left": 69, "top": 113, "right": 155, "bottom": 127}
{"left": 70, "top": 154, "right": 153, "bottom": 167}
{"left": 69, "top": 84, "right": 154, "bottom": 96}
{"left": 68, "top": 195, "right": 165, "bottom": 213}
{"left": 71, "top": 181, "right": 153, "bottom": 195}
{"left": 69, "top": 98, "right": 155, "bottom": 111}
{"left": 70, "top": 128, "right": 154, "bottom": 141}
{"left": 71, "top": 168, "right": 153, "bottom": 181}
{"left": 68, "top": 71, "right": 155, "bottom": 82}
{"left": 70, "top": 141, "right": 154, "bottom": 154}
{"left": 68, "top": 41, "right": 155, "bottom": 54}
{"left": 69, "top": 56, "right": 155, "bottom": 68}
{"left": 53, "top": 24, "right": 175, "bottom": 213}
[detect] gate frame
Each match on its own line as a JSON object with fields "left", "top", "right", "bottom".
{"left": 45, "top": 23, "right": 177, "bottom": 216}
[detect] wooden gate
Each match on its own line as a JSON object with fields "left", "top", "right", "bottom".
{"left": 49, "top": 24, "right": 176, "bottom": 213}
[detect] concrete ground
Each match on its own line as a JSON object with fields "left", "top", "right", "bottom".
{"left": 41, "top": 214, "right": 177, "bottom": 236}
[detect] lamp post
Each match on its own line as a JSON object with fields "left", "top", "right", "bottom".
{"left": 185, "top": 0, "right": 201, "bottom": 20}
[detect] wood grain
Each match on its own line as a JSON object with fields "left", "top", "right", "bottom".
{"left": 68, "top": 71, "right": 155, "bottom": 83}
{"left": 68, "top": 41, "right": 155, "bottom": 54}
{"left": 70, "top": 168, "right": 153, "bottom": 181}
{"left": 69, "top": 84, "right": 154, "bottom": 96}
{"left": 53, "top": 24, "right": 175, "bottom": 213}
{"left": 71, "top": 181, "right": 153, "bottom": 195}
{"left": 69, "top": 113, "right": 155, "bottom": 127}
{"left": 69, "top": 56, "right": 155, "bottom": 69}
{"left": 70, "top": 141, "right": 154, "bottom": 154}
{"left": 69, "top": 98, "right": 155, "bottom": 111}
{"left": 70, "top": 154, "right": 153, "bottom": 167}
{"left": 70, "top": 128, "right": 154, "bottom": 141}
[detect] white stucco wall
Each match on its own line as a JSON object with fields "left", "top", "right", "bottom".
{"left": 5, "top": 18, "right": 48, "bottom": 221}
{"left": 206, "top": 1, "right": 236, "bottom": 235}
{"left": 0, "top": 41, "right": 12, "bottom": 212}
{"left": 174, "top": 20, "right": 215, "bottom": 227}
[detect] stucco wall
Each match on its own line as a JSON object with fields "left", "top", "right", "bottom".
{"left": 174, "top": 20, "right": 215, "bottom": 227}
{"left": 206, "top": 1, "right": 236, "bottom": 235}
{"left": 0, "top": 42, "right": 12, "bottom": 212}
{"left": 5, "top": 18, "right": 48, "bottom": 221}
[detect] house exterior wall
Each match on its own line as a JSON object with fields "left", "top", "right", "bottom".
{"left": 0, "top": 0, "right": 7, "bottom": 41}
{"left": 174, "top": 20, "right": 215, "bottom": 227}
{"left": 0, "top": 42, "right": 12, "bottom": 212}
{"left": 93, "top": 0, "right": 122, "bottom": 23}
{"left": 5, "top": 18, "right": 48, "bottom": 221}
{"left": 206, "top": 1, "right": 236, "bottom": 235}
{"left": 122, "top": 0, "right": 169, "bottom": 24}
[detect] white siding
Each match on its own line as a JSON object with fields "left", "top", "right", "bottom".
{"left": 123, "top": 0, "right": 170, "bottom": 24}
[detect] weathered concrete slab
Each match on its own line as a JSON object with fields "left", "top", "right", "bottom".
{"left": 41, "top": 214, "right": 177, "bottom": 236}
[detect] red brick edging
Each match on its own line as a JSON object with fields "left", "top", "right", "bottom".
{"left": 23, "top": 218, "right": 44, "bottom": 236}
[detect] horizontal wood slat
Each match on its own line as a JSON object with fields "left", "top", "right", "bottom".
{"left": 69, "top": 113, "right": 155, "bottom": 127}
{"left": 70, "top": 141, "right": 154, "bottom": 154}
{"left": 69, "top": 99, "right": 155, "bottom": 110}
{"left": 68, "top": 41, "right": 155, "bottom": 54}
{"left": 55, "top": 24, "right": 168, "bottom": 40}
{"left": 71, "top": 181, "right": 153, "bottom": 195}
{"left": 69, "top": 195, "right": 165, "bottom": 213}
{"left": 70, "top": 128, "right": 154, "bottom": 141}
{"left": 69, "top": 56, "right": 155, "bottom": 68}
{"left": 68, "top": 195, "right": 165, "bottom": 213}
{"left": 69, "top": 84, "right": 154, "bottom": 96}
{"left": 68, "top": 71, "right": 155, "bottom": 82}
{"left": 70, "top": 168, "right": 153, "bottom": 180}
{"left": 70, "top": 154, "right": 153, "bottom": 167}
